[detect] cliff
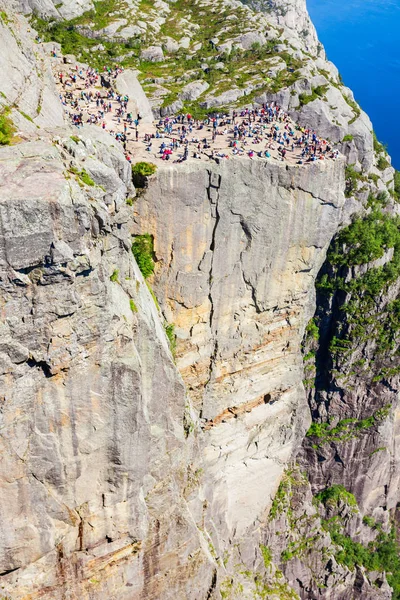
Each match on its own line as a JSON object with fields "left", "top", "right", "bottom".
{"left": 0, "top": 0, "right": 399, "bottom": 598}
{"left": 132, "top": 156, "right": 344, "bottom": 557}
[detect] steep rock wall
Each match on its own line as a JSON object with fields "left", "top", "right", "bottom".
{"left": 0, "top": 133, "right": 217, "bottom": 599}
{"left": 0, "top": 6, "right": 64, "bottom": 133}
{"left": 132, "top": 158, "right": 345, "bottom": 556}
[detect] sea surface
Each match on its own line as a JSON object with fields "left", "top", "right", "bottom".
{"left": 307, "top": 0, "right": 400, "bottom": 168}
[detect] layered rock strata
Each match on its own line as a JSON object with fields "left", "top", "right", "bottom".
{"left": 132, "top": 157, "right": 345, "bottom": 551}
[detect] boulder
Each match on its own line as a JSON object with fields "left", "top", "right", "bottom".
{"left": 160, "top": 99, "right": 183, "bottom": 116}
{"left": 235, "top": 31, "right": 266, "bottom": 50}
{"left": 141, "top": 45, "right": 164, "bottom": 62}
{"left": 63, "top": 54, "right": 76, "bottom": 64}
{"left": 179, "top": 36, "right": 191, "bottom": 49}
{"left": 163, "top": 37, "right": 179, "bottom": 53}
{"left": 50, "top": 240, "right": 74, "bottom": 264}
{"left": 201, "top": 88, "right": 244, "bottom": 109}
{"left": 118, "top": 25, "right": 143, "bottom": 39}
{"left": 101, "top": 19, "right": 127, "bottom": 37}
{"left": 179, "top": 80, "right": 209, "bottom": 101}
{"left": 116, "top": 69, "right": 154, "bottom": 123}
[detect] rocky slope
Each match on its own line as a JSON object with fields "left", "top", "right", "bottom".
{"left": 0, "top": 0, "right": 400, "bottom": 599}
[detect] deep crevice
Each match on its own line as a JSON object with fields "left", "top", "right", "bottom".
{"left": 27, "top": 358, "right": 53, "bottom": 378}
{"left": 206, "top": 569, "right": 217, "bottom": 599}
{"left": 0, "top": 566, "right": 20, "bottom": 577}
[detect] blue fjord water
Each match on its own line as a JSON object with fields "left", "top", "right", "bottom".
{"left": 307, "top": 0, "right": 400, "bottom": 168}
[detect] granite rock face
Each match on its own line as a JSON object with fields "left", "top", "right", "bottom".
{"left": 10, "top": 0, "right": 94, "bottom": 19}
{"left": 0, "top": 8, "right": 64, "bottom": 132}
{"left": 132, "top": 158, "right": 345, "bottom": 565}
{"left": 0, "top": 9, "right": 350, "bottom": 594}
{"left": 0, "top": 133, "right": 218, "bottom": 600}
{"left": 1, "top": 0, "right": 400, "bottom": 598}
{"left": 0, "top": 151, "right": 344, "bottom": 599}
{"left": 133, "top": 159, "right": 345, "bottom": 420}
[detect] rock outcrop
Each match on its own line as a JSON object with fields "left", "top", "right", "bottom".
{"left": 0, "top": 122, "right": 217, "bottom": 600}
{"left": 10, "top": 0, "right": 94, "bottom": 20}
{"left": 132, "top": 157, "right": 345, "bottom": 568}
{"left": 0, "top": 9, "right": 64, "bottom": 133}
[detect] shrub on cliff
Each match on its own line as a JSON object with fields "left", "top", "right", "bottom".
{"left": 314, "top": 484, "right": 357, "bottom": 508}
{"left": 298, "top": 84, "right": 328, "bottom": 106}
{"left": 164, "top": 323, "right": 176, "bottom": 357}
{"left": 328, "top": 209, "right": 400, "bottom": 267}
{"left": 393, "top": 170, "right": 400, "bottom": 201}
{"left": 132, "top": 162, "right": 157, "bottom": 178}
{"left": 373, "top": 131, "right": 387, "bottom": 154}
{"left": 0, "top": 108, "right": 16, "bottom": 146}
{"left": 132, "top": 162, "right": 157, "bottom": 188}
{"left": 132, "top": 233, "right": 155, "bottom": 279}
{"left": 377, "top": 155, "right": 391, "bottom": 171}
{"left": 322, "top": 520, "right": 400, "bottom": 599}
{"left": 344, "top": 163, "right": 366, "bottom": 197}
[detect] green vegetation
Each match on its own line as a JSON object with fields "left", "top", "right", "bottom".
{"left": 367, "top": 190, "right": 389, "bottom": 209}
{"left": 20, "top": 111, "right": 34, "bottom": 123}
{"left": 323, "top": 520, "right": 400, "bottom": 599}
{"left": 372, "top": 132, "right": 390, "bottom": 169}
{"left": 0, "top": 10, "right": 9, "bottom": 24}
{"left": 303, "top": 349, "right": 316, "bottom": 362}
{"left": 70, "top": 135, "right": 80, "bottom": 144}
{"left": 69, "top": 165, "right": 95, "bottom": 186}
{"left": 373, "top": 131, "right": 387, "bottom": 155}
{"left": 0, "top": 107, "right": 16, "bottom": 145}
{"left": 110, "top": 269, "right": 119, "bottom": 282}
{"left": 280, "top": 535, "right": 322, "bottom": 564}
{"left": 306, "top": 406, "right": 391, "bottom": 445}
{"left": 343, "top": 94, "right": 361, "bottom": 124}
{"left": 344, "top": 163, "right": 367, "bottom": 197}
{"left": 314, "top": 485, "right": 357, "bottom": 508}
{"left": 305, "top": 318, "right": 319, "bottom": 341}
{"left": 269, "top": 469, "right": 400, "bottom": 597}
{"left": 316, "top": 194, "right": 400, "bottom": 365}
{"left": 269, "top": 475, "right": 292, "bottom": 520}
{"left": 342, "top": 134, "right": 353, "bottom": 143}
{"left": 393, "top": 170, "right": 400, "bottom": 201}
{"left": 130, "top": 299, "right": 138, "bottom": 313}
{"left": 164, "top": 323, "right": 176, "bottom": 356}
{"left": 377, "top": 155, "right": 391, "bottom": 171}
{"left": 146, "top": 281, "right": 160, "bottom": 311}
{"left": 269, "top": 470, "right": 308, "bottom": 521}
{"left": 370, "top": 447, "right": 386, "bottom": 457}
{"left": 260, "top": 544, "right": 272, "bottom": 569}
{"left": 132, "top": 162, "right": 157, "bottom": 188}
{"left": 298, "top": 84, "right": 329, "bottom": 106}
{"left": 368, "top": 172, "right": 380, "bottom": 184}
{"left": 132, "top": 233, "right": 155, "bottom": 279}
{"left": 328, "top": 209, "right": 400, "bottom": 267}
{"left": 132, "top": 161, "right": 157, "bottom": 178}
{"left": 362, "top": 515, "right": 377, "bottom": 528}
{"left": 79, "top": 169, "right": 95, "bottom": 186}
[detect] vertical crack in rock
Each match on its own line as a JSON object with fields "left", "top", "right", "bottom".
{"left": 202, "top": 171, "right": 222, "bottom": 418}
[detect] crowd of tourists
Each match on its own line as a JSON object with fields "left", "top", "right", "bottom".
{"left": 53, "top": 60, "right": 339, "bottom": 166}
